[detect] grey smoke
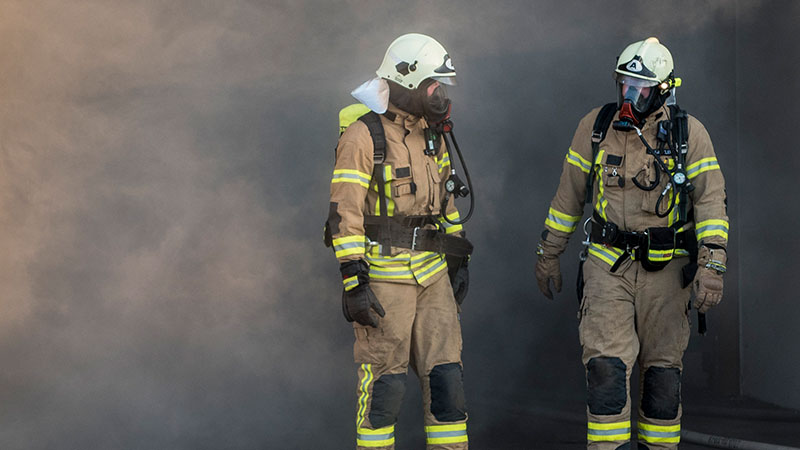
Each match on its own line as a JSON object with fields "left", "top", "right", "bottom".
{"left": 0, "top": 0, "right": 796, "bottom": 449}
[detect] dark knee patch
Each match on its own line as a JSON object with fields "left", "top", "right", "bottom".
{"left": 429, "top": 363, "right": 467, "bottom": 422}
{"left": 368, "top": 373, "right": 407, "bottom": 428}
{"left": 637, "top": 445, "right": 650, "bottom": 450}
{"left": 615, "top": 444, "right": 632, "bottom": 450}
{"left": 587, "top": 357, "right": 627, "bottom": 415}
{"left": 641, "top": 366, "right": 681, "bottom": 420}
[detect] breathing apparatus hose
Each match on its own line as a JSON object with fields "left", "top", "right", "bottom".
{"left": 441, "top": 124, "right": 474, "bottom": 225}
{"left": 633, "top": 125, "right": 679, "bottom": 218}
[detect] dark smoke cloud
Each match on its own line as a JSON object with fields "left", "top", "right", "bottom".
{"left": 0, "top": 0, "right": 795, "bottom": 448}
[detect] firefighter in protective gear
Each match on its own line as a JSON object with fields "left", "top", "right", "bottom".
{"left": 326, "top": 33, "right": 471, "bottom": 450}
{"left": 535, "top": 37, "right": 729, "bottom": 449}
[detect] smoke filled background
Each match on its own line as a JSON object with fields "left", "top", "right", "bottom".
{"left": 0, "top": 0, "right": 798, "bottom": 448}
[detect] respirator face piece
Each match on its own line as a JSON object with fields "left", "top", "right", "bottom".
{"left": 615, "top": 74, "right": 660, "bottom": 124}
{"left": 389, "top": 78, "right": 451, "bottom": 124}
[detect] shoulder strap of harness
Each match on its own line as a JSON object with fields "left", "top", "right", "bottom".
{"left": 586, "top": 102, "right": 618, "bottom": 204}
{"left": 358, "top": 111, "right": 391, "bottom": 255}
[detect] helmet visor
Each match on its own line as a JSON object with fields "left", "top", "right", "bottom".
{"left": 432, "top": 75, "right": 457, "bottom": 86}
{"left": 614, "top": 74, "right": 658, "bottom": 115}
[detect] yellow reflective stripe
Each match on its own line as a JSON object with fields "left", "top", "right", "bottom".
{"left": 425, "top": 423, "right": 468, "bottom": 445}
{"left": 639, "top": 423, "right": 680, "bottom": 432}
{"left": 427, "top": 435, "right": 469, "bottom": 445}
{"left": 588, "top": 421, "right": 631, "bottom": 431}
{"left": 332, "top": 169, "right": 371, "bottom": 189}
{"left": 594, "top": 149, "right": 608, "bottom": 220}
{"left": 588, "top": 243, "right": 623, "bottom": 266}
{"left": 545, "top": 207, "right": 581, "bottom": 233}
{"left": 357, "top": 425, "right": 395, "bottom": 447}
{"left": 343, "top": 275, "right": 359, "bottom": 291}
{"left": 414, "top": 255, "right": 447, "bottom": 284}
{"left": 638, "top": 422, "right": 680, "bottom": 443}
{"left": 566, "top": 147, "right": 592, "bottom": 173}
{"left": 587, "top": 421, "right": 631, "bottom": 442}
{"left": 373, "top": 165, "right": 395, "bottom": 216}
{"left": 686, "top": 156, "right": 720, "bottom": 179}
{"left": 648, "top": 249, "right": 674, "bottom": 261}
{"left": 425, "top": 423, "right": 467, "bottom": 432}
{"left": 437, "top": 153, "right": 451, "bottom": 173}
{"left": 696, "top": 219, "right": 729, "bottom": 240}
{"left": 333, "top": 235, "right": 367, "bottom": 259}
{"left": 438, "top": 211, "right": 463, "bottom": 234}
{"left": 369, "top": 264, "right": 414, "bottom": 280}
{"left": 356, "top": 364, "right": 374, "bottom": 428}
{"left": 675, "top": 248, "right": 690, "bottom": 257}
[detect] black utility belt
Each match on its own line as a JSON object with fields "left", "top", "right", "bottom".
{"left": 364, "top": 216, "right": 473, "bottom": 258}
{"left": 589, "top": 218, "right": 696, "bottom": 272}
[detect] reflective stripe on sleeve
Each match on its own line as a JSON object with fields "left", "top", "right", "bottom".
{"left": 333, "top": 235, "right": 367, "bottom": 258}
{"left": 638, "top": 423, "right": 680, "bottom": 444}
{"left": 343, "top": 275, "right": 359, "bottom": 291}
{"left": 686, "top": 157, "right": 720, "bottom": 179}
{"left": 566, "top": 147, "right": 592, "bottom": 174}
{"left": 357, "top": 425, "right": 395, "bottom": 447}
{"left": 332, "top": 169, "right": 371, "bottom": 189}
{"left": 425, "top": 423, "right": 468, "bottom": 445}
{"left": 438, "top": 211, "right": 463, "bottom": 234}
{"left": 545, "top": 207, "right": 582, "bottom": 233}
{"left": 696, "top": 219, "right": 729, "bottom": 241}
{"left": 588, "top": 420, "right": 631, "bottom": 442}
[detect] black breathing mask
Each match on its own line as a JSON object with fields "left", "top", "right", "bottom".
{"left": 389, "top": 79, "right": 451, "bottom": 124}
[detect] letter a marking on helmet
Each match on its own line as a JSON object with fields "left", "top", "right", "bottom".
{"left": 626, "top": 59, "right": 643, "bottom": 73}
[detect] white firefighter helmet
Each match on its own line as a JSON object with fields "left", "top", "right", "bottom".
{"left": 614, "top": 37, "right": 674, "bottom": 85}
{"left": 376, "top": 33, "right": 456, "bottom": 90}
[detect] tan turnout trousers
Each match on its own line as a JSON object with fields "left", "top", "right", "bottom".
{"left": 354, "top": 274, "right": 467, "bottom": 450}
{"left": 580, "top": 255, "right": 691, "bottom": 449}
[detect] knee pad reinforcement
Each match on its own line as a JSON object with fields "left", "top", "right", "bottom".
{"left": 641, "top": 366, "right": 681, "bottom": 420}
{"left": 368, "top": 373, "right": 407, "bottom": 428}
{"left": 587, "top": 357, "right": 627, "bottom": 415}
{"left": 429, "top": 363, "right": 467, "bottom": 422}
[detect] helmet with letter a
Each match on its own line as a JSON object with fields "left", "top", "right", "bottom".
{"left": 614, "top": 37, "right": 681, "bottom": 123}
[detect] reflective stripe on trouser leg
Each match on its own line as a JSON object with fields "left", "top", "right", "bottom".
{"left": 425, "top": 423, "right": 468, "bottom": 446}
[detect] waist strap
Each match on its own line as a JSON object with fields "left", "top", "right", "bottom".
{"left": 364, "top": 216, "right": 473, "bottom": 258}
{"left": 590, "top": 211, "right": 695, "bottom": 250}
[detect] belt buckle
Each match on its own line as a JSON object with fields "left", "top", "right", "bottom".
{"left": 411, "top": 226, "right": 420, "bottom": 251}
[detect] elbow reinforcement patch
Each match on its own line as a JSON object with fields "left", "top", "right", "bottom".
{"left": 368, "top": 372, "right": 407, "bottom": 429}
{"left": 587, "top": 357, "right": 628, "bottom": 415}
{"left": 641, "top": 366, "right": 681, "bottom": 420}
{"left": 429, "top": 363, "right": 467, "bottom": 422}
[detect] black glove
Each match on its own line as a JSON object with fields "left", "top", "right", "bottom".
{"left": 340, "top": 260, "right": 385, "bottom": 328}
{"left": 447, "top": 255, "right": 469, "bottom": 305}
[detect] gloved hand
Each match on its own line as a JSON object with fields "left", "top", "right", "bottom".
{"left": 535, "top": 232, "right": 566, "bottom": 300}
{"left": 340, "top": 260, "right": 385, "bottom": 327}
{"left": 447, "top": 255, "right": 469, "bottom": 305}
{"left": 692, "top": 245, "right": 726, "bottom": 313}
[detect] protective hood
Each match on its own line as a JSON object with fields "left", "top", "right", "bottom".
{"left": 350, "top": 77, "right": 390, "bottom": 114}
